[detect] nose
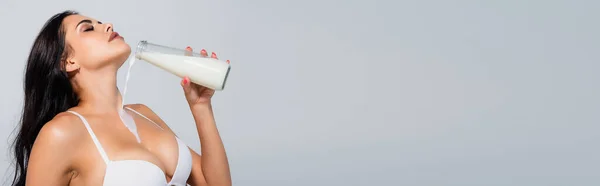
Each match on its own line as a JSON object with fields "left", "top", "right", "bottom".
{"left": 105, "top": 23, "right": 114, "bottom": 32}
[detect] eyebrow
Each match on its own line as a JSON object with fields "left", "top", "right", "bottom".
{"left": 76, "top": 19, "right": 102, "bottom": 27}
{"left": 76, "top": 19, "right": 92, "bottom": 27}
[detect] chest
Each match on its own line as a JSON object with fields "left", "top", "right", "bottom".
{"left": 70, "top": 115, "right": 183, "bottom": 185}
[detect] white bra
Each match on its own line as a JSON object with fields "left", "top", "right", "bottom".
{"left": 67, "top": 107, "right": 192, "bottom": 186}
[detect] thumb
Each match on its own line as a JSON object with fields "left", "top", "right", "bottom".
{"left": 181, "top": 76, "right": 192, "bottom": 95}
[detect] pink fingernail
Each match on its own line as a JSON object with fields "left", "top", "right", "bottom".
{"left": 182, "top": 78, "right": 188, "bottom": 85}
{"left": 226, "top": 60, "right": 230, "bottom": 64}
{"left": 211, "top": 52, "right": 217, "bottom": 58}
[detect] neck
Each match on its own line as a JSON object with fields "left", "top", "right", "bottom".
{"left": 75, "top": 68, "right": 123, "bottom": 114}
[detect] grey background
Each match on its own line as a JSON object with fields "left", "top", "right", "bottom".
{"left": 1, "top": 0, "right": 599, "bottom": 185}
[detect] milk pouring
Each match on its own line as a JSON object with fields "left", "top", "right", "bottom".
{"left": 135, "top": 41, "right": 231, "bottom": 90}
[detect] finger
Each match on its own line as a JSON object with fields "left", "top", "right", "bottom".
{"left": 211, "top": 52, "right": 218, "bottom": 60}
{"left": 185, "top": 46, "right": 193, "bottom": 56}
{"left": 181, "top": 76, "right": 192, "bottom": 94}
{"left": 226, "top": 59, "right": 230, "bottom": 64}
{"left": 203, "top": 89, "right": 216, "bottom": 97}
{"left": 200, "top": 49, "right": 208, "bottom": 57}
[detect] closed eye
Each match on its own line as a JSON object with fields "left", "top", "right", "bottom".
{"left": 84, "top": 26, "right": 94, "bottom": 32}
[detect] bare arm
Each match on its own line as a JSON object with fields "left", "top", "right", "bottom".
{"left": 178, "top": 47, "right": 231, "bottom": 186}
{"left": 188, "top": 104, "right": 231, "bottom": 186}
{"left": 26, "top": 114, "right": 77, "bottom": 186}
{"left": 138, "top": 45, "right": 232, "bottom": 186}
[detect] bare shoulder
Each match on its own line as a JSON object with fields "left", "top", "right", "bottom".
{"left": 27, "top": 112, "right": 84, "bottom": 179}
{"left": 34, "top": 112, "right": 83, "bottom": 148}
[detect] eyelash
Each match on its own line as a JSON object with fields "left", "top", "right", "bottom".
{"left": 84, "top": 26, "right": 94, "bottom": 32}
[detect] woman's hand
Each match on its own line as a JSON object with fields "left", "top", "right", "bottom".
{"left": 182, "top": 48, "right": 232, "bottom": 186}
{"left": 181, "top": 47, "right": 230, "bottom": 108}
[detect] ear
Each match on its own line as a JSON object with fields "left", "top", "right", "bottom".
{"left": 65, "top": 59, "right": 80, "bottom": 73}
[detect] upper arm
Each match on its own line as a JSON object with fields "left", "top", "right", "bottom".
{"left": 127, "top": 104, "right": 208, "bottom": 185}
{"left": 26, "top": 114, "right": 79, "bottom": 186}
{"left": 187, "top": 147, "right": 208, "bottom": 186}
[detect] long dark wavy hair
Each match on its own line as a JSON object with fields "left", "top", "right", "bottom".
{"left": 11, "top": 10, "right": 80, "bottom": 186}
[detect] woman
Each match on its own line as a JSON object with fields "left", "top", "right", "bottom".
{"left": 11, "top": 10, "right": 232, "bottom": 186}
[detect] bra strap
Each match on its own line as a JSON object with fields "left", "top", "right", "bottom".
{"left": 66, "top": 111, "right": 110, "bottom": 164}
{"left": 124, "top": 107, "right": 164, "bottom": 130}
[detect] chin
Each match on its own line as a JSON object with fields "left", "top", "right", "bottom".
{"left": 114, "top": 44, "right": 132, "bottom": 65}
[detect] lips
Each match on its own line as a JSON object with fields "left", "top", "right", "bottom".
{"left": 108, "top": 32, "right": 122, "bottom": 42}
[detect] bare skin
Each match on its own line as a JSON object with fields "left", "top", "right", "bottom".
{"left": 25, "top": 14, "right": 231, "bottom": 186}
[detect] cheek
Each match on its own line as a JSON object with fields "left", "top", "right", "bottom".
{"left": 76, "top": 35, "right": 131, "bottom": 69}
{"left": 81, "top": 38, "right": 112, "bottom": 62}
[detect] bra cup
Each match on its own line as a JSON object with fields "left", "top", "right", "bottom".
{"left": 102, "top": 160, "right": 167, "bottom": 186}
